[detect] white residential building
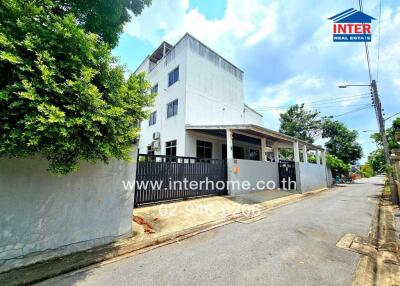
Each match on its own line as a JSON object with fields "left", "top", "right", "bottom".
{"left": 134, "top": 33, "right": 328, "bottom": 198}
{"left": 135, "top": 34, "right": 263, "bottom": 159}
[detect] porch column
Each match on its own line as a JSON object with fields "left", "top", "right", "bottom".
{"left": 316, "top": 150, "right": 321, "bottom": 164}
{"left": 293, "top": 141, "right": 300, "bottom": 162}
{"left": 302, "top": 145, "right": 308, "bottom": 163}
{"left": 226, "top": 129, "right": 233, "bottom": 159}
{"left": 273, "top": 143, "right": 279, "bottom": 162}
{"left": 321, "top": 150, "right": 327, "bottom": 165}
{"left": 261, "top": 138, "right": 267, "bottom": 161}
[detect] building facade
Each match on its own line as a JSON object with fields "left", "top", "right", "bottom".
{"left": 134, "top": 33, "right": 329, "bottom": 197}
{"left": 136, "top": 34, "right": 263, "bottom": 160}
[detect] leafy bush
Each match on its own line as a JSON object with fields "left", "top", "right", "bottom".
{"left": 326, "top": 154, "right": 350, "bottom": 177}
{"left": 359, "top": 164, "right": 374, "bottom": 178}
{"left": 0, "top": 1, "right": 154, "bottom": 174}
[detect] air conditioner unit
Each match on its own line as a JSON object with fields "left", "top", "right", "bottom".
{"left": 151, "top": 141, "right": 160, "bottom": 149}
{"left": 153, "top": 132, "right": 160, "bottom": 140}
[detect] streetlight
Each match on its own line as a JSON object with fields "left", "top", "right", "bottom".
{"left": 338, "top": 84, "right": 371, "bottom": 88}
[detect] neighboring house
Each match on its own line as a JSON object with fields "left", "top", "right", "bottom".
{"left": 134, "top": 33, "right": 328, "bottom": 203}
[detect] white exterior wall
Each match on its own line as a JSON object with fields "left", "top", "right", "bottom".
{"left": 296, "top": 162, "right": 328, "bottom": 193}
{"left": 0, "top": 151, "right": 136, "bottom": 272}
{"left": 244, "top": 105, "right": 263, "bottom": 125}
{"left": 185, "top": 47, "right": 244, "bottom": 126}
{"left": 137, "top": 39, "right": 188, "bottom": 156}
{"left": 227, "top": 159, "right": 279, "bottom": 195}
{"left": 137, "top": 35, "right": 262, "bottom": 157}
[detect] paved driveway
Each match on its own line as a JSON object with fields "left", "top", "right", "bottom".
{"left": 39, "top": 177, "right": 383, "bottom": 286}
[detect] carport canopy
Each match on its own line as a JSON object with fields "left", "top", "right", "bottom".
{"left": 186, "top": 124, "right": 326, "bottom": 164}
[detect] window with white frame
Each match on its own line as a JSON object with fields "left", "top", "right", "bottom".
{"left": 147, "top": 145, "right": 155, "bottom": 155}
{"left": 150, "top": 84, "right": 158, "bottom": 95}
{"left": 196, "top": 140, "right": 212, "bottom": 158}
{"left": 168, "top": 66, "right": 179, "bottom": 87}
{"left": 165, "top": 140, "right": 177, "bottom": 156}
{"left": 166, "top": 99, "right": 178, "bottom": 118}
{"left": 149, "top": 111, "right": 157, "bottom": 126}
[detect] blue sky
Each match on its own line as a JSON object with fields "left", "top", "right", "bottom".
{"left": 113, "top": 0, "right": 400, "bottom": 162}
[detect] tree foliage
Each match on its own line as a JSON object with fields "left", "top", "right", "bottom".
{"left": 368, "top": 149, "right": 385, "bottom": 174}
{"left": 52, "top": 0, "right": 151, "bottom": 48}
{"left": 370, "top": 117, "right": 400, "bottom": 150}
{"left": 279, "top": 104, "right": 321, "bottom": 143}
{"left": 326, "top": 154, "right": 350, "bottom": 177}
{"left": 0, "top": 0, "right": 154, "bottom": 174}
{"left": 321, "top": 119, "right": 362, "bottom": 164}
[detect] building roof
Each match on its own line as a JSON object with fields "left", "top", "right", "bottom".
{"left": 328, "top": 8, "right": 376, "bottom": 23}
{"left": 186, "top": 124, "right": 325, "bottom": 151}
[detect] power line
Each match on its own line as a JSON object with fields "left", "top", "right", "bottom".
{"left": 252, "top": 94, "right": 370, "bottom": 110}
{"left": 376, "top": 0, "right": 382, "bottom": 82}
{"left": 384, "top": 111, "right": 400, "bottom": 121}
{"left": 359, "top": 0, "right": 373, "bottom": 83}
{"left": 329, "top": 104, "right": 372, "bottom": 118}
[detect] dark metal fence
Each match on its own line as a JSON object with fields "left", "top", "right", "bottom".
{"left": 278, "top": 160, "right": 297, "bottom": 190}
{"left": 134, "top": 154, "right": 227, "bottom": 206}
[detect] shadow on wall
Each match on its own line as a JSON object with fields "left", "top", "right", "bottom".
{"left": 0, "top": 149, "right": 137, "bottom": 273}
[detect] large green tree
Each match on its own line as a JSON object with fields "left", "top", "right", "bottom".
{"left": 368, "top": 149, "right": 385, "bottom": 174}
{"left": 370, "top": 117, "right": 400, "bottom": 150}
{"left": 279, "top": 104, "right": 321, "bottom": 143}
{"left": 53, "top": 0, "right": 151, "bottom": 47}
{"left": 321, "top": 119, "right": 363, "bottom": 164}
{"left": 0, "top": 0, "right": 154, "bottom": 174}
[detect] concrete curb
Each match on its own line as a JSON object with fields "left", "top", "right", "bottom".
{"left": 0, "top": 187, "right": 329, "bottom": 286}
{"left": 351, "top": 192, "right": 400, "bottom": 286}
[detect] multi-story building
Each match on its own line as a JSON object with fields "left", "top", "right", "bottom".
{"left": 134, "top": 33, "right": 328, "bottom": 200}
{"left": 135, "top": 33, "right": 263, "bottom": 159}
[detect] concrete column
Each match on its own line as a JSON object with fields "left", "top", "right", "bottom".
{"left": 293, "top": 141, "right": 300, "bottom": 162}
{"left": 316, "top": 150, "right": 321, "bottom": 164}
{"left": 273, "top": 143, "right": 279, "bottom": 162}
{"left": 322, "top": 150, "right": 327, "bottom": 165}
{"left": 302, "top": 145, "right": 308, "bottom": 163}
{"left": 226, "top": 129, "right": 233, "bottom": 159}
{"left": 261, "top": 138, "right": 267, "bottom": 161}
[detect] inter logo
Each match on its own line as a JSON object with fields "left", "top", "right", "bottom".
{"left": 328, "top": 8, "right": 375, "bottom": 42}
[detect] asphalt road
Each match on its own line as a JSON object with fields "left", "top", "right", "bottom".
{"left": 39, "top": 176, "right": 383, "bottom": 286}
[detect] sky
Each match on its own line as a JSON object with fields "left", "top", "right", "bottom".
{"left": 112, "top": 0, "right": 400, "bottom": 163}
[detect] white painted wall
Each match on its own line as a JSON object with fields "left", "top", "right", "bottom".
{"left": 296, "top": 162, "right": 327, "bottom": 193}
{"left": 227, "top": 159, "right": 279, "bottom": 195}
{"left": 137, "top": 34, "right": 263, "bottom": 157}
{"left": 137, "top": 38, "right": 188, "bottom": 156}
{"left": 244, "top": 105, "right": 263, "bottom": 125}
{"left": 0, "top": 151, "right": 136, "bottom": 272}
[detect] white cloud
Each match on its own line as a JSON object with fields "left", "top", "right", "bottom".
{"left": 123, "top": 0, "right": 400, "bottom": 162}
{"left": 124, "top": 0, "right": 279, "bottom": 60}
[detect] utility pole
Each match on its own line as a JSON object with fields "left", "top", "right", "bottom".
{"left": 371, "top": 80, "right": 399, "bottom": 204}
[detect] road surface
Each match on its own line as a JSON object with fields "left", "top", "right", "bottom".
{"left": 39, "top": 176, "right": 383, "bottom": 286}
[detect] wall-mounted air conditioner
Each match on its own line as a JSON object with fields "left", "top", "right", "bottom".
{"left": 153, "top": 132, "right": 160, "bottom": 140}
{"left": 151, "top": 141, "right": 160, "bottom": 149}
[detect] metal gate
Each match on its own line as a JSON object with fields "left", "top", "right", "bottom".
{"left": 134, "top": 154, "right": 227, "bottom": 206}
{"left": 278, "top": 160, "right": 297, "bottom": 190}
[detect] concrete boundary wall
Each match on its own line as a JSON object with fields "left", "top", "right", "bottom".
{"left": 0, "top": 150, "right": 136, "bottom": 272}
{"left": 296, "top": 162, "right": 327, "bottom": 193}
{"left": 227, "top": 159, "right": 279, "bottom": 195}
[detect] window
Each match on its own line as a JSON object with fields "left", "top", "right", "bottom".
{"left": 249, "top": 149, "right": 260, "bottom": 161}
{"left": 167, "top": 99, "right": 178, "bottom": 118}
{"left": 150, "top": 84, "right": 158, "bottom": 95}
{"left": 147, "top": 145, "right": 154, "bottom": 155}
{"left": 196, "top": 140, "right": 212, "bottom": 158}
{"left": 149, "top": 111, "right": 157, "bottom": 126}
{"left": 168, "top": 66, "right": 179, "bottom": 87}
{"left": 165, "top": 140, "right": 177, "bottom": 156}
